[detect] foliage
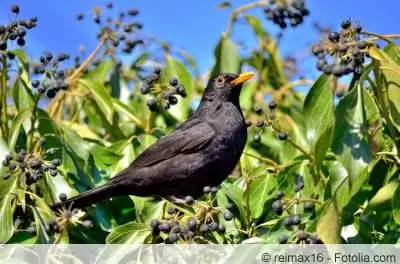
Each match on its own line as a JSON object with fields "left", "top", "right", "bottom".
{"left": 0, "top": 1, "right": 399, "bottom": 245}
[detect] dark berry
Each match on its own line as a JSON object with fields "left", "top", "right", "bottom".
{"left": 106, "top": 2, "right": 113, "bottom": 9}
{"left": 0, "top": 41, "right": 7, "bottom": 51}
{"left": 341, "top": 19, "right": 351, "bottom": 29}
{"left": 11, "top": 5, "right": 20, "bottom": 14}
{"left": 209, "top": 222, "right": 218, "bottom": 231}
{"left": 253, "top": 106, "right": 263, "bottom": 114}
{"left": 297, "top": 230, "right": 309, "bottom": 240}
{"left": 291, "top": 215, "right": 301, "bottom": 225}
{"left": 268, "top": 100, "right": 278, "bottom": 110}
{"left": 253, "top": 134, "right": 261, "bottom": 143}
{"left": 8, "top": 163, "right": 16, "bottom": 170}
{"left": 169, "top": 78, "right": 178, "bottom": 86}
{"left": 255, "top": 120, "right": 264, "bottom": 128}
{"left": 2, "top": 173, "right": 10, "bottom": 180}
{"left": 82, "top": 220, "right": 94, "bottom": 229}
{"left": 57, "top": 53, "right": 68, "bottom": 62}
{"left": 278, "top": 132, "right": 288, "bottom": 140}
{"left": 187, "top": 218, "right": 197, "bottom": 231}
{"left": 283, "top": 216, "right": 293, "bottom": 228}
{"left": 167, "top": 233, "right": 178, "bottom": 243}
{"left": 199, "top": 224, "right": 209, "bottom": 234}
{"left": 184, "top": 195, "right": 194, "bottom": 205}
{"left": 167, "top": 207, "right": 176, "bottom": 215}
{"left": 279, "top": 235, "right": 288, "bottom": 244}
{"left": 275, "top": 191, "right": 284, "bottom": 199}
{"left": 2, "top": 159, "right": 9, "bottom": 167}
{"left": 171, "top": 225, "right": 181, "bottom": 234}
{"left": 223, "top": 211, "right": 233, "bottom": 221}
{"left": 218, "top": 224, "right": 226, "bottom": 233}
{"left": 245, "top": 120, "right": 252, "bottom": 127}
{"left": 357, "top": 41, "right": 368, "bottom": 49}
{"left": 17, "top": 38, "right": 25, "bottom": 46}
{"left": 46, "top": 89, "right": 57, "bottom": 99}
{"left": 7, "top": 51, "right": 15, "bottom": 60}
{"left": 211, "top": 186, "right": 218, "bottom": 193}
{"left": 328, "top": 32, "right": 340, "bottom": 43}
{"left": 168, "top": 95, "right": 178, "bottom": 105}
{"left": 226, "top": 203, "right": 234, "bottom": 210}
{"left": 153, "top": 67, "right": 161, "bottom": 75}
{"left": 59, "top": 193, "right": 67, "bottom": 202}
{"left": 29, "top": 159, "right": 42, "bottom": 169}
{"left": 52, "top": 159, "right": 61, "bottom": 166}
{"left": 203, "top": 186, "right": 211, "bottom": 193}
{"left": 354, "top": 24, "right": 362, "bottom": 33}
{"left": 160, "top": 222, "right": 171, "bottom": 232}
{"left": 31, "top": 80, "right": 40, "bottom": 88}
{"left": 128, "top": 9, "right": 139, "bottom": 16}
{"left": 311, "top": 45, "right": 324, "bottom": 55}
{"left": 304, "top": 202, "right": 315, "bottom": 211}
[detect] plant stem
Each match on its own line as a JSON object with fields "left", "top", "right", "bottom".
{"left": 243, "top": 151, "right": 279, "bottom": 167}
{"left": 0, "top": 54, "right": 9, "bottom": 138}
{"left": 273, "top": 79, "right": 314, "bottom": 101}
{"left": 27, "top": 95, "right": 40, "bottom": 152}
{"left": 47, "top": 37, "right": 107, "bottom": 118}
{"left": 225, "top": 0, "right": 270, "bottom": 36}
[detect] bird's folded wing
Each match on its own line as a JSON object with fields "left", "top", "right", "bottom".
{"left": 130, "top": 119, "right": 215, "bottom": 168}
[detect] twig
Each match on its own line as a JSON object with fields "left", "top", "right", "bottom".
{"left": 225, "top": 0, "right": 270, "bottom": 36}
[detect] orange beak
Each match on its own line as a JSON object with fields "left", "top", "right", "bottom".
{"left": 230, "top": 72, "right": 254, "bottom": 86}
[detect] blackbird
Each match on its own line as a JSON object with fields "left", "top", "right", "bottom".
{"left": 51, "top": 72, "right": 254, "bottom": 211}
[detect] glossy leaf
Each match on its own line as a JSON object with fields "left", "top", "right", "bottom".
{"left": 8, "top": 109, "right": 31, "bottom": 152}
{"left": 303, "top": 75, "right": 335, "bottom": 168}
{"left": 211, "top": 35, "right": 240, "bottom": 76}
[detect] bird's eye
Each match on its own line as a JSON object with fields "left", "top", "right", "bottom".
{"left": 216, "top": 76, "right": 225, "bottom": 85}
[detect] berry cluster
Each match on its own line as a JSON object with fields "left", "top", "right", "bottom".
{"left": 30, "top": 52, "right": 70, "bottom": 99}
{"left": 312, "top": 19, "right": 371, "bottom": 77}
{"left": 263, "top": 0, "right": 310, "bottom": 29}
{"left": 149, "top": 186, "right": 233, "bottom": 244}
{"left": 0, "top": 5, "right": 37, "bottom": 52}
{"left": 250, "top": 100, "right": 286, "bottom": 143}
{"left": 271, "top": 185, "right": 320, "bottom": 244}
{"left": 76, "top": 2, "right": 144, "bottom": 56}
{"left": 27, "top": 200, "right": 94, "bottom": 236}
{"left": 141, "top": 68, "right": 187, "bottom": 111}
{"left": 1, "top": 141, "right": 61, "bottom": 185}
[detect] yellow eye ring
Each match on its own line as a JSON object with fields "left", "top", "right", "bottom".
{"left": 216, "top": 76, "right": 225, "bottom": 85}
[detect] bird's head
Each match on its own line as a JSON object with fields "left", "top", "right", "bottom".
{"left": 202, "top": 72, "right": 254, "bottom": 103}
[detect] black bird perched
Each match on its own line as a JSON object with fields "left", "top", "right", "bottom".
{"left": 51, "top": 72, "right": 254, "bottom": 211}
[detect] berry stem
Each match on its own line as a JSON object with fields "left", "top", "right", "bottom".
{"left": 225, "top": 0, "right": 270, "bottom": 37}
{"left": 47, "top": 36, "right": 107, "bottom": 118}
{"left": 273, "top": 79, "right": 314, "bottom": 102}
{"left": 243, "top": 151, "right": 279, "bottom": 167}
{"left": 0, "top": 53, "right": 9, "bottom": 138}
{"left": 361, "top": 32, "right": 398, "bottom": 44}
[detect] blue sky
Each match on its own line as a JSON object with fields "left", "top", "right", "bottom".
{"left": 0, "top": 0, "right": 399, "bottom": 80}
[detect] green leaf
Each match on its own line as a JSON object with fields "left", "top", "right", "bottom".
{"left": 84, "top": 60, "right": 113, "bottom": 83}
{"left": 8, "top": 109, "right": 31, "bottom": 152}
{"left": 303, "top": 74, "right": 335, "bottom": 167}
{"left": 162, "top": 55, "right": 194, "bottom": 121}
{"left": 11, "top": 78, "right": 35, "bottom": 111}
{"left": 370, "top": 45, "right": 400, "bottom": 131}
{"left": 112, "top": 98, "right": 144, "bottom": 128}
{"left": 331, "top": 82, "right": 372, "bottom": 202}
{"left": 316, "top": 200, "right": 342, "bottom": 244}
{"left": 248, "top": 173, "right": 276, "bottom": 219}
{"left": 78, "top": 79, "right": 114, "bottom": 123}
{"left": 106, "top": 222, "right": 150, "bottom": 244}
{"left": 0, "top": 176, "right": 18, "bottom": 243}
{"left": 392, "top": 183, "right": 400, "bottom": 224}
{"left": 92, "top": 144, "right": 123, "bottom": 167}
{"left": 211, "top": 35, "right": 240, "bottom": 76}
{"left": 221, "top": 182, "right": 247, "bottom": 224}
{"left": 368, "top": 180, "right": 399, "bottom": 210}
{"left": 58, "top": 123, "right": 90, "bottom": 161}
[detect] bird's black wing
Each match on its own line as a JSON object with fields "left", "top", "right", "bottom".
{"left": 130, "top": 118, "right": 215, "bottom": 168}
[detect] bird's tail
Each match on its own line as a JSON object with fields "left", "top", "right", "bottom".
{"left": 50, "top": 184, "right": 116, "bottom": 212}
